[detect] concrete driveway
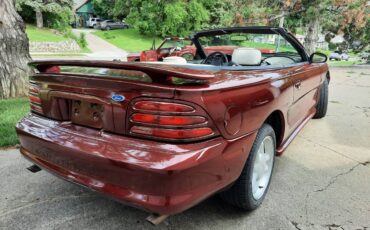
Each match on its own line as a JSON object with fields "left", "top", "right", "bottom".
{"left": 0, "top": 67, "right": 369, "bottom": 230}
{"left": 32, "top": 29, "right": 128, "bottom": 61}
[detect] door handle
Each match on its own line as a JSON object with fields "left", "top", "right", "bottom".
{"left": 294, "top": 80, "right": 302, "bottom": 89}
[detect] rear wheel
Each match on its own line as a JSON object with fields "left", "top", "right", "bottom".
{"left": 220, "top": 124, "right": 276, "bottom": 210}
{"left": 313, "top": 77, "right": 328, "bottom": 119}
{"left": 106, "top": 26, "right": 111, "bottom": 31}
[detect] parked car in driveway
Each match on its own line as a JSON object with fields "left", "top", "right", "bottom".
{"left": 127, "top": 37, "right": 274, "bottom": 62}
{"left": 87, "top": 17, "right": 102, "bottom": 28}
{"left": 17, "top": 26, "right": 329, "bottom": 222}
{"left": 329, "top": 51, "right": 349, "bottom": 61}
{"left": 99, "top": 20, "right": 129, "bottom": 30}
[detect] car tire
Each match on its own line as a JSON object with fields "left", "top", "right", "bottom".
{"left": 106, "top": 26, "right": 111, "bottom": 31}
{"left": 124, "top": 25, "right": 128, "bottom": 29}
{"left": 313, "top": 77, "right": 328, "bottom": 119}
{"left": 220, "top": 124, "right": 276, "bottom": 211}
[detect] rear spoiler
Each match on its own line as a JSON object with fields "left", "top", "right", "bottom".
{"left": 29, "top": 60, "right": 216, "bottom": 82}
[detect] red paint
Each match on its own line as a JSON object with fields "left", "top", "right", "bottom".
{"left": 17, "top": 30, "right": 329, "bottom": 215}
{"left": 127, "top": 38, "right": 274, "bottom": 62}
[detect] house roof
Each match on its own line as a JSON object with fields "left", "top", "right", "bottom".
{"left": 73, "top": 0, "right": 90, "bottom": 12}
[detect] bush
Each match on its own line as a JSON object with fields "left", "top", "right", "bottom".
{"left": 78, "top": 32, "right": 87, "bottom": 48}
{"left": 45, "top": 8, "right": 73, "bottom": 32}
{"left": 328, "top": 42, "right": 337, "bottom": 50}
{"left": 62, "top": 30, "right": 87, "bottom": 49}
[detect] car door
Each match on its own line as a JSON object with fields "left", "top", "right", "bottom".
{"left": 287, "top": 62, "right": 322, "bottom": 129}
{"left": 113, "top": 21, "right": 119, "bottom": 29}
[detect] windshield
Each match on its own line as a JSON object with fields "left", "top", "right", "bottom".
{"left": 193, "top": 31, "right": 303, "bottom": 66}
{"left": 199, "top": 33, "right": 298, "bottom": 54}
{"left": 160, "top": 39, "right": 192, "bottom": 49}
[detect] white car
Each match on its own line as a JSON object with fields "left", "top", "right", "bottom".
{"left": 87, "top": 18, "right": 102, "bottom": 28}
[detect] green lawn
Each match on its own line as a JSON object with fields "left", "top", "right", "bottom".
{"left": 328, "top": 60, "right": 365, "bottom": 66}
{"left": 26, "top": 24, "right": 68, "bottom": 42}
{"left": 0, "top": 98, "right": 29, "bottom": 147}
{"left": 241, "top": 41, "right": 296, "bottom": 52}
{"left": 93, "top": 29, "right": 162, "bottom": 52}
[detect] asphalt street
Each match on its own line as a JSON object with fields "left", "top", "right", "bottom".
{"left": 0, "top": 67, "right": 369, "bottom": 230}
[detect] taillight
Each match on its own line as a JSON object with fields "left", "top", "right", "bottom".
{"left": 129, "top": 100, "right": 216, "bottom": 141}
{"left": 29, "top": 82, "right": 43, "bottom": 114}
{"left": 131, "top": 126, "right": 213, "bottom": 139}
{"left": 38, "top": 65, "right": 60, "bottom": 73}
{"left": 134, "top": 101, "right": 194, "bottom": 113}
{"left": 131, "top": 113, "right": 206, "bottom": 125}
{"left": 140, "top": 52, "right": 147, "bottom": 61}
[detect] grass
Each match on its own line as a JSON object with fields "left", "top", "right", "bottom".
{"left": 328, "top": 60, "right": 365, "bottom": 66}
{"left": 240, "top": 41, "right": 296, "bottom": 52}
{"left": 93, "top": 29, "right": 162, "bottom": 52}
{"left": 26, "top": 24, "right": 92, "bottom": 53}
{"left": 26, "top": 24, "right": 68, "bottom": 42}
{"left": 0, "top": 98, "right": 29, "bottom": 147}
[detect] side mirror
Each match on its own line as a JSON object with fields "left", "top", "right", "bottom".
{"left": 309, "top": 52, "right": 327, "bottom": 63}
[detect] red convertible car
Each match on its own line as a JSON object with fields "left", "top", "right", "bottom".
{"left": 127, "top": 37, "right": 274, "bottom": 62}
{"left": 17, "top": 27, "right": 329, "bottom": 222}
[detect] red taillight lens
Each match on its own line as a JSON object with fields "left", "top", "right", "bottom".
{"left": 29, "top": 82, "right": 43, "bottom": 114}
{"left": 131, "top": 113, "right": 206, "bottom": 125}
{"left": 140, "top": 52, "right": 147, "bottom": 61}
{"left": 30, "top": 104, "right": 43, "bottom": 114}
{"left": 130, "top": 126, "right": 213, "bottom": 139}
{"left": 130, "top": 100, "right": 216, "bottom": 141}
{"left": 29, "top": 95, "right": 41, "bottom": 104}
{"left": 40, "top": 65, "right": 60, "bottom": 73}
{"left": 134, "top": 101, "right": 194, "bottom": 113}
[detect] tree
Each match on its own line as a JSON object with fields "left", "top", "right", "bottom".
{"left": 0, "top": 0, "right": 32, "bottom": 99}
{"left": 115, "top": 0, "right": 209, "bottom": 37}
{"left": 16, "top": 0, "right": 73, "bottom": 28}
{"left": 92, "top": 0, "right": 118, "bottom": 19}
{"left": 283, "top": 0, "right": 369, "bottom": 54}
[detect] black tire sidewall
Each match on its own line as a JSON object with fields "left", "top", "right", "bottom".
{"left": 245, "top": 124, "right": 276, "bottom": 209}
{"left": 313, "top": 77, "right": 328, "bottom": 119}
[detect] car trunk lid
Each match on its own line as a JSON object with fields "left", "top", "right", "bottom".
{"left": 28, "top": 60, "right": 215, "bottom": 136}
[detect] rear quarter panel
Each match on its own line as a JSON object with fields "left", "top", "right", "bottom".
{"left": 174, "top": 63, "right": 328, "bottom": 144}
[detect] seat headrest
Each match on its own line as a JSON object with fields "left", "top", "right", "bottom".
{"left": 162, "top": 56, "right": 187, "bottom": 64}
{"left": 232, "top": 48, "right": 262, "bottom": 65}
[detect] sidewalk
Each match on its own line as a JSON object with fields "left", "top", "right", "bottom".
{"left": 31, "top": 29, "right": 128, "bottom": 61}
{"left": 74, "top": 29, "right": 128, "bottom": 61}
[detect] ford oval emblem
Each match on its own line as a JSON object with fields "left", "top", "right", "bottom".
{"left": 111, "top": 94, "right": 125, "bottom": 102}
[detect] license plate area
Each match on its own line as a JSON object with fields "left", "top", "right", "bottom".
{"left": 71, "top": 100, "right": 104, "bottom": 129}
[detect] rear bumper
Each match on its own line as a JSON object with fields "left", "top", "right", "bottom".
{"left": 16, "top": 114, "right": 256, "bottom": 215}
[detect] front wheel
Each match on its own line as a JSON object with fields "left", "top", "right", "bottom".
{"left": 220, "top": 124, "right": 276, "bottom": 210}
{"left": 106, "top": 26, "right": 111, "bottom": 31}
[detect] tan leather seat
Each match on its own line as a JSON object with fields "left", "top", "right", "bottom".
{"left": 232, "top": 48, "right": 262, "bottom": 65}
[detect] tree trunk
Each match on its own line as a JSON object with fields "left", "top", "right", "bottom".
{"left": 304, "top": 18, "right": 320, "bottom": 55}
{"left": 0, "top": 0, "right": 33, "bottom": 99}
{"left": 279, "top": 15, "right": 285, "bottom": 27}
{"left": 35, "top": 8, "right": 43, "bottom": 28}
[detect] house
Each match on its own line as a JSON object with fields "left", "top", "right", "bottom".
{"left": 294, "top": 34, "right": 329, "bottom": 50}
{"left": 73, "top": 0, "right": 95, "bottom": 28}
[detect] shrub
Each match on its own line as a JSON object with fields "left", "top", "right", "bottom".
{"left": 78, "top": 32, "right": 87, "bottom": 48}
